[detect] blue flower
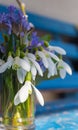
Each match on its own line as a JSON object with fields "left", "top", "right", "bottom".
{"left": 31, "top": 32, "right": 44, "bottom": 47}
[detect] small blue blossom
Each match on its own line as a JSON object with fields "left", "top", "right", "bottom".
{"left": 31, "top": 32, "right": 44, "bottom": 47}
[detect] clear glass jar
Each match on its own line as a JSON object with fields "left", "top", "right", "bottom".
{"left": 0, "top": 70, "right": 35, "bottom": 130}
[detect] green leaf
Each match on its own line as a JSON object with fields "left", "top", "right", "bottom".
{"left": 41, "top": 34, "right": 52, "bottom": 42}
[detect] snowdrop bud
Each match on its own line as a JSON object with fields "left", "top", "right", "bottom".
{"left": 8, "top": 51, "right": 11, "bottom": 56}
{"left": 44, "top": 41, "right": 49, "bottom": 47}
{"left": 20, "top": 52, "right": 25, "bottom": 58}
{"left": 36, "top": 54, "right": 40, "bottom": 61}
{"left": 16, "top": 48, "right": 20, "bottom": 57}
{"left": 38, "top": 46, "right": 43, "bottom": 51}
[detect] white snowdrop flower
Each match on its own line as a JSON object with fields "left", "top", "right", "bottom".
{"left": 48, "top": 45, "right": 66, "bottom": 55}
{"left": 28, "top": 57, "right": 43, "bottom": 77}
{"left": 47, "top": 57, "right": 56, "bottom": 78}
{"left": 14, "top": 81, "right": 44, "bottom": 106}
{"left": 24, "top": 56, "right": 37, "bottom": 80}
{"left": 37, "top": 51, "right": 48, "bottom": 68}
{"left": 0, "top": 56, "right": 13, "bottom": 73}
{"left": 31, "top": 64, "right": 37, "bottom": 80}
{"left": 58, "top": 59, "right": 72, "bottom": 79}
{"left": 13, "top": 56, "right": 30, "bottom": 72}
{"left": 47, "top": 51, "right": 59, "bottom": 61}
{"left": 24, "top": 55, "right": 40, "bottom": 80}
{"left": 17, "top": 68, "right": 26, "bottom": 84}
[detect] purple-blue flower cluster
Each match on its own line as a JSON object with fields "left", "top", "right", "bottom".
{"left": 0, "top": 5, "right": 32, "bottom": 35}
{"left": 0, "top": 5, "right": 45, "bottom": 57}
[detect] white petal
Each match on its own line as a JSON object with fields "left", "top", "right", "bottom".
{"left": 31, "top": 83, "right": 44, "bottom": 106}
{"left": 14, "top": 82, "right": 29, "bottom": 105}
{"left": 60, "top": 60, "right": 72, "bottom": 75}
{"left": 24, "top": 57, "right": 30, "bottom": 64}
{"left": 0, "top": 56, "right": 13, "bottom": 73}
{"left": 47, "top": 57, "right": 56, "bottom": 78}
{"left": 47, "top": 51, "right": 59, "bottom": 61}
{"left": 13, "top": 56, "right": 19, "bottom": 64}
{"left": 17, "top": 68, "right": 26, "bottom": 84}
{"left": 0, "top": 62, "right": 9, "bottom": 73}
{"left": 14, "top": 91, "right": 21, "bottom": 105}
{"left": 31, "top": 64, "right": 37, "bottom": 80}
{"left": 59, "top": 69, "right": 66, "bottom": 79}
{"left": 37, "top": 51, "right": 48, "bottom": 68}
{"left": 29, "top": 57, "right": 43, "bottom": 77}
{"left": 27, "top": 53, "right": 36, "bottom": 60}
{"left": 48, "top": 46, "right": 66, "bottom": 55}
{"left": 7, "top": 56, "right": 13, "bottom": 68}
{"left": 19, "top": 58, "right": 30, "bottom": 72}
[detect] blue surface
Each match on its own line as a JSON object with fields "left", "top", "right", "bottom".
{"left": 28, "top": 12, "right": 77, "bottom": 37}
{"left": 37, "top": 72, "right": 78, "bottom": 90}
{"left": 35, "top": 109, "right": 78, "bottom": 130}
{"left": 36, "top": 98, "right": 78, "bottom": 116}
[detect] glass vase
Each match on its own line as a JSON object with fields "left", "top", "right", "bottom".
{"left": 0, "top": 70, "right": 35, "bottom": 130}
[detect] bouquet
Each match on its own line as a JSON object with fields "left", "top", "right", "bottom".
{"left": 0, "top": 0, "right": 72, "bottom": 107}
{"left": 0, "top": 0, "right": 72, "bottom": 129}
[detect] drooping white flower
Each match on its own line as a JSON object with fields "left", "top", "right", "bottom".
{"left": 12, "top": 56, "right": 31, "bottom": 84}
{"left": 27, "top": 53, "right": 43, "bottom": 77}
{"left": 12, "top": 56, "right": 30, "bottom": 72}
{"left": 14, "top": 81, "right": 44, "bottom": 106}
{"left": 37, "top": 51, "right": 48, "bottom": 68}
{"left": 47, "top": 51, "right": 59, "bottom": 61}
{"left": 29, "top": 57, "right": 43, "bottom": 77}
{"left": 48, "top": 45, "right": 66, "bottom": 55}
{"left": 38, "top": 49, "right": 58, "bottom": 78}
{"left": 24, "top": 56, "right": 38, "bottom": 80}
{"left": 58, "top": 59, "right": 72, "bottom": 79}
{"left": 0, "top": 56, "right": 13, "bottom": 73}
